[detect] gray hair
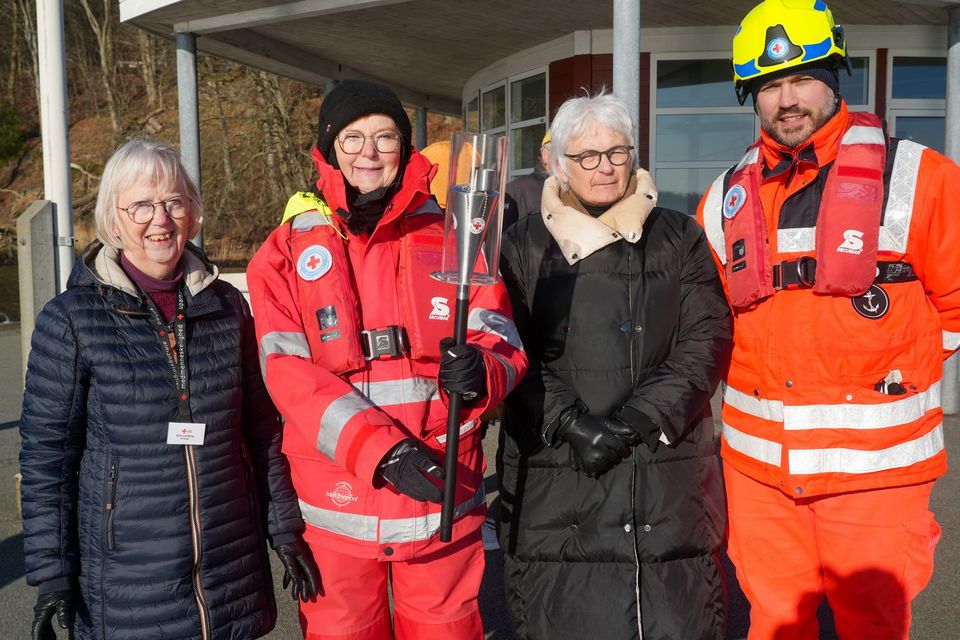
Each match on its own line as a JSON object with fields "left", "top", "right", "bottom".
{"left": 94, "top": 138, "right": 203, "bottom": 249}
{"left": 548, "top": 92, "right": 638, "bottom": 188}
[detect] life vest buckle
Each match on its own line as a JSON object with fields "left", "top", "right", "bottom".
{"left": 361, "top": 326, "right": 410, "bottom": 360}
{"left": 773, "top": 256, "right": 817, "bottom": 290}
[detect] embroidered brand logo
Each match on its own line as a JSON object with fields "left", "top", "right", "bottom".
{"left": 429, "top": 297, "right": 450, "bottom": 320}
{"left": 326, "top": 482, "right": 359, "bottom": 508}
{"left": 851, "top": 284, "right": 890, "bottom": 319}
{"left": 837, "top": 229, "right": 864, "bottom": 255}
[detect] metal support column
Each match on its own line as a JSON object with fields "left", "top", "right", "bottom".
{"left": 942, "top": 7, "right": 960, "bottom": 414}
{"left": 415, "top": 105, "right": 428, "bottom": 150}
{"left": 176, "top": 31, "right": 202, "bottom": 246}
{"left": 613, "top": 0, "right": 641, "bottom": 142}
{"left": 36, "top": 0, "right": 73, "bottom": 292}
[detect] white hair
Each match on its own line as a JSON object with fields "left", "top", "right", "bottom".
{"left": 94, "top": 138, "right": 203, "bottom": 248}
{"left": 548, "top": 92, "right": 639, "bottom": 189}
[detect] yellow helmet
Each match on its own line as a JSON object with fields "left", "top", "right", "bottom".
{"left": 732, "top": 0, "right": 849, "bottom": 104}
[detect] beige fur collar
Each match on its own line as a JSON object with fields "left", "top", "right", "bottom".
{"left": 541, "top": 169, "right": 658, "bottom": 265}
{"left": 90, "top": 242, "right": 218, "bottom": 298}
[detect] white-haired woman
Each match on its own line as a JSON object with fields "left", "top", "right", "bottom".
{"left": 19, "top": 138, "right": 319, "bottom": 640}
{"left": 497, "top": 93, "right": 733, "bottom": 639}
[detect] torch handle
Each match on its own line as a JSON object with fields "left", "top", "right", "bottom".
{"left": 439, "top": 286, "right": 472, "bottom": 542}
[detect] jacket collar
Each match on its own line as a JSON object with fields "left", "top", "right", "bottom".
{"left": 310, "top": 146, "right": 437, "bottom": 233}
{"left": 75, "top": 241, "right": 220, "bottom": 313}
{"left": 760, "top": 100, "right": 850, "bottom": 176}
{"left": 541, "top": 169, "right": 659, "bottom": 265}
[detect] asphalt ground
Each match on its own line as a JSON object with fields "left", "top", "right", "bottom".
{"left": 2, "top": 323, "right": 958, "bottom": 639}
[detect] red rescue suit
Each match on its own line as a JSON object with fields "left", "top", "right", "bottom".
{"left": 697, "top": 102, "right": 960, "bottom": 639}
{"left": 247, "top": 149, "right": 527, "bottom": 639}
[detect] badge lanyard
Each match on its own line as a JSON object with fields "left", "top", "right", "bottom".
{"left": 142, "top": 289, "right": 192, "bottom": 422}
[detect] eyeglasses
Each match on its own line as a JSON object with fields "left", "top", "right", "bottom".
{"left": 337, "top": 131, "right": 403, "bottom": 155}
{"left": 564, "top": 145, "right": 634, "bottom": 170}
{"left": 117, "top": 197, "right": 191, "bottom": 224}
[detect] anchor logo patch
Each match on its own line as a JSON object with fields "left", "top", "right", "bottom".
{"left": 851, "top": 284, "right": 889, "bottom": 320}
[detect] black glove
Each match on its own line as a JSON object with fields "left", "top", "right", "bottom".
{"left": 613, "top": 407, "right": 665, "bottom": 452}
{"left": 32, "top": 589, "right": 74, "bottom": 640}
{"left": 601, "top": 417, "right": 644, "bottom": 448}
{"left": 274, "top": 538, "right": 322, "bottom": 603}
{"left": 557, "top": 405, "right": 630, "bottom": 477}
{"left": 438, "top": 337, "right": 487, "bottom": 405}
{"left": 378, "top": 439, "right": 444, "bottom": 503}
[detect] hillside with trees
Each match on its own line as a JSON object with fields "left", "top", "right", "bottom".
{"left": 0, "top": 0, "right": 460, "bottom": 266}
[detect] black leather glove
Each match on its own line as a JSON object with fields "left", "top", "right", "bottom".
{"left": 601, "top": 417, "right": 644, "bottom": 448}
{"left": 613, "top": 407, "right": 665, "bottom": 452}
{"left": 438, "top": 337, "right": 487, "bottom": 405}
{"left": 32, "top": 589, "right": 74, "bottom": 640}
{"left": 378, "top": 439, "right": 444, "bottom": 503}
{"left": 557, "top": 405, "right": 630, "bottom": 477}
{"left": 274, "top": 537, "right": 322, "bottom": 603}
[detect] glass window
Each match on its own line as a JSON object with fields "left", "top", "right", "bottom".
{"left": 841, "top": 57, "right": 869, "bottom": 106}
{"left": 892, "top": 57, "right": 946, "bottom": 100}
{"left": 482, "top": 85, "right": 505, "bottom": 131}
{"left": 655, "top": 168, "right": 721, "bottom": 214}
{"left": 510, "top": 123, "right": 547, "bottom": 171}
{"left": 895, "top": 116, "right": 945, "bottom": 154}
{"left": 511, "top": 73, "right": 546, "bottom": 123}
{"left": 465, "top": 96, "right": 479, "bottom": 133}
{"left": 657, "top": 59, "right": 741, "bottom": 108}
{"left": 656, "top": 114, "right": 755, "bottom": 163}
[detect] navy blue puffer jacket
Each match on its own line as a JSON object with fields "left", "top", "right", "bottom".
{"left": 20, "top": 241, "right": 305, "bottom": 640}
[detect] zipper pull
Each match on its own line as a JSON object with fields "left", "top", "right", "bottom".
{"left": 106, "top": 463, "right": 117, "bottom": 510}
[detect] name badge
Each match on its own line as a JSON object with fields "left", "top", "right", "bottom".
{"left": 167, "top": 422, "right": 206, "bottom": 446}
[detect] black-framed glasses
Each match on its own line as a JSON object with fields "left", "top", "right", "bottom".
{"left": 117, "top": 197, "right": 190, "bottom": 224}
{"left": 564, "top": 145, "right": 634, "bottom": 170}
{"left": 337, "top": 131, "right": 403, "bottom": 154}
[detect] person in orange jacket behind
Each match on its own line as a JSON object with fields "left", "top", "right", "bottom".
{"left": 695, "top": 2, "right": 960, "bottom": 639}
{"left": 246, "top": 79, "right": 527, "bottom": 640}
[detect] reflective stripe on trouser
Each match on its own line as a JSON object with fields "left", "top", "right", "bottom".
{"left": 724, "top": 465, "right": 940, "bottom": 640}
{"left": 300, "top": 529, "right": 484, "bottom": 640}
{"left": 298, "top": 484, "right": 486, "bottom": 544}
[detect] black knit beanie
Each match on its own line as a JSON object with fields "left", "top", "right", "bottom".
{"left": 750, "top": 59, "right": 841, "bottom": 104}
{"left": 315, "top": 79, "right": 413, "bottom": 163}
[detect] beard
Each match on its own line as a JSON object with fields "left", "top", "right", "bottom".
{"left": 761, "top": 92, "right": 838, "bottom": 148}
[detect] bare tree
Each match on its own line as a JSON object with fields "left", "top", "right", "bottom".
{"left": 136, "top": 30, "right": 162, "bottom": 110}
{"left": 14, "top": 0, "right": 40, "bottom": 113}
{"left": 77, "top": 0, "right": 122, "bottom": 138}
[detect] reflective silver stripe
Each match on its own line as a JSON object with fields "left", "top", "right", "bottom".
{"left": 879, "top": 140, "right": 924, "bottom": 253}
{"left": 298, "top": 499, "right": 378, "bottom": 542}
{"left": 291, "top": 211, "right": 332, "bottom": 231}
{"left": 379, "top": 485, "right": 486, "bottom": 544}
{"left": 788, "top": 424, "right": 944, "bottom": 475}
{"left": 352, "top": 377, "right": 438, "bottom": 407}
{"left": 317, "top": 392, "right": 373, "bottom": 459}
{"left": 702, "top": 173, "right": 727, "bottom": 265}
{"left": 435, "top": 420, "right": 478, "bottom": 445}
{"left": 944, "top": 330, "right": 960, "bottom": 351}
{"left": 783, "top": 382, "right": 941, "bottom": 430}
{"left": 468, "top": 308, "right": 523, "bottom": 350}
{"left": 842, "top": 126, "right": 885, "bottom": 146}
{"left": 777, "top": 227, "right": 815, "bottom": 253}
{"left": 260, "top": 331, "right": 311, "bottom": 376}
{"left": 722, "top": 422, "right": 782, "bottom": 466}
{"left": 726, "top": 382, "right": 942, "bottom": 431}
{"left": 724, "top": 385, "right": 784, "bottom": 422}
{"left": 489, "top": 350, "right": 517, "bottom": 394}
{"left": 735, "top": 146, "right": 760, "bottom": 171}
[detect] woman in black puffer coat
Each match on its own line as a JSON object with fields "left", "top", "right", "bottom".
{"left": 19, "top": 139, "right": 318, "bottom": 640}
{"left": 497, "top": 93, "right": 733, "bottom": 639}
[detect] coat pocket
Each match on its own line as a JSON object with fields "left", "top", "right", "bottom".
{"left": 104, "top": 459, "right": 118, "bottom": 551}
